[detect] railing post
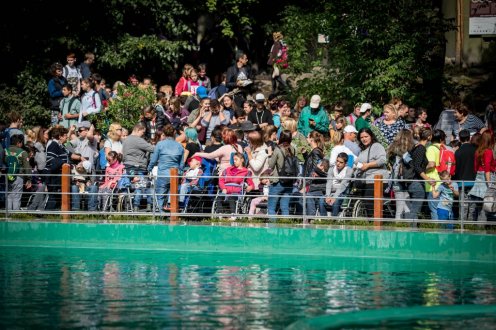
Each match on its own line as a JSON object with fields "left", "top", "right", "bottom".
{"left": 302, "top": 176, "right": 307, "bottom": 224}
{"left": 170, "top": 168, "right": 178, "bottom": 223}
{"left": 460, "top": 180, "right": 464, "bottom": 231}
{"left": 61, "top": 164, "right": 71, "bottom": 223}
{"left": 4, "top": 173, "right": 8, "bottom": 219}
{"left": 374, "top": 174, "right": 383, "bottom": 228}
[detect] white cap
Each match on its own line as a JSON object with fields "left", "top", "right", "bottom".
{"left": 255, "top": 93, "right": 265, "bottom": 102}
{"left": 310, "top": 95, "right": 321, "bottom": 108}
{"left": 81, "top": 160, "right": 92, "bottom": 173}
{"left": 343, "top": 125, "right": 358, "bottom": 134}
{"left": 360, "top": 102, "right": 372, "bottom": 113}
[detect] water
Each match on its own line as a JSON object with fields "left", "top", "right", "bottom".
{"left": 1, "top": 247, "right": 496, "bottom": 329}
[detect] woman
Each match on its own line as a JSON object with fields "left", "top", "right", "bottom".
{"left": 469, "top": 131, "right": 496, "bottom": 220}
{"left": 26, "top": 126, "right": 48, "bottom": 211}
{"left": 244, "top": 130, "right": 269, "bottom": 187}
{"left": 376, "top": 103, "right": 405, "bottom": 144}
{"left": 262, "top": 125, "right": 278, "bottom": 150}
{"left": 413, "top": 108, "right": 431, "bottom": 129}
{"left": 356, "top": 128, "right": 388, "bottom": 217}
{"left": 328, "top": 131, "right": 355, "bottom": 168}
{"left": 302, "top": 131, "right": 325, "bottom": 190}
{"left": 243, "top": 100, "right": 255, "bottom": 117}
{"left": 104, "top": 123, "right": 123, "bottom": 161}
{"left": 267, "top": 31, "right": 288, "bottom": 94}
{"left": 174, "top": 63, "right": 193, "bottom": 97}
{"left": 147, "top": 124, "right": 185, "bottom": 211}
{"left": 273, "top": 100, "right": 291, "bottom": 137}
{"left": 183, "top": 127, "right": 202, "bottom": 163}
{"left": 292, "top": 96, "right": 308, "bottom": 118}
{"left": 195, "top": 128, "right": 243, "bottom": 174}
{"left": 387, "top": 129, "right": 415, "bottom": 219}
{"left": 326, "top": 152, "right": 354, "bottom": 216}
{"left": 267, "top": 130, "right": 297, "bottom": 217}
{"left": 281, "top": 117, "right": 306, "bottom": 162}
{"left": 221, "top": 94, "right": 237, "bottom": 124}
{"left": 44, "top": 126, "right": 70, "bottom": 210}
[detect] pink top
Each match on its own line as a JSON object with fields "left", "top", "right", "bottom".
{"left": 101, "top": 162, "right": 125, "bottom": 189}
{"left": 475, "top": 149, "right": 496, "bottom": 173}
{"left": 219, "top": 166, "right": 254, "bottom": 194}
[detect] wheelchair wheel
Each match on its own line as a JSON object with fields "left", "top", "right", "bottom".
{"left": 352, "top": 199, "right": 367, "bottom": 219}
{"left": 117, "top": 194, "right": 134, "bottom": 212}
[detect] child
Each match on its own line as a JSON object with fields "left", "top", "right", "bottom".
{"left": 306, "top": 158, "right": 330, "bottom": 216}
{"left": 326, "top": 153, "right": 354, "bottom": 216}
{"left": 179, "top": 156, "right": 203, "bottom": 205}
{"left": 98, "top": 151, "right": 125, "bottom": 209}
{"left": 219, "top": 152, "right": 255, "bottom": 218}
{"left": 432, "top": 170, "right": 459, "bottom": 228}
{"left": 249, "top": 168, "right": 272, "bottom": 215}
{"left": 73, "top": 160, "right": 92, "bottom": 193}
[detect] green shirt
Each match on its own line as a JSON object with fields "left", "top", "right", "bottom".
{"left": 355, "top": 116, "right": 370, "bottom": 131}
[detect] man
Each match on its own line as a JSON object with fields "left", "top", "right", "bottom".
{"left": 226, "top": 51, "right": 253, "bottom": 107}
{"left": 343, "top": 125, "right": 361, "bottom": 156}
{"left": 78, "top": 52, "right": 95, "bottom": 80}
{"left": 425, "top": 129, "right": 445, "bottom": 220}
{"left": 354, "top": 102, "right": 372, "bottom": 131}
{"left": 123, "top": 123, "right": 156, "bottom": 212}
{"left": 141, "top": 106, "right": 168, "bottom": 142}
{"left": 201, "top": 99, "right": 230, "bottom": 141}
{"left": 69, "top": 121, "right": 99, "bottom": 211}
{"left": 453, "top": 129, "right": 477, "bottom": 221}
{"left": 297, "top": 95, "right": 330, "bottom": 137}
{"left": 248, "top": 93, "right": 273, "bottom": 129}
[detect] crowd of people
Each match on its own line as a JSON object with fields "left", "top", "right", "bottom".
{"left": 1, "top": 47, "right": 496, "bottom": 224}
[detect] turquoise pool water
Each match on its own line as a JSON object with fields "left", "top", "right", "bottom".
{"left": 1, "top": 246, "right": 496, "bottom": 329}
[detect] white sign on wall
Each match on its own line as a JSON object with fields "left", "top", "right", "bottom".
{"left": 469, "top": 0, "right": 496, "bottom": 35}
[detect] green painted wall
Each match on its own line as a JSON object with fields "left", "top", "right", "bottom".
{"left": 1, "top": 221, "right": 495, "bottom": 263}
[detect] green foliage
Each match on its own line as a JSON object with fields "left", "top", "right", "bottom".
{"left": 206, "top": 0, "right": 258, "bottom": 38}
{"left": 281, "top": 0, "right": 455, "bottom": 110}
{"left": 88, "top": 84, "right": 156, "bottom": 133}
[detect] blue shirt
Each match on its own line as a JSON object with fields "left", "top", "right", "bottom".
{"left": 436, "top": 182, "right": 459, "bottom": 211}
{"left": 147, "top": 138, "right": 184, "bottom": 175}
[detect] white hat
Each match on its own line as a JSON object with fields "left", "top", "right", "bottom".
{"left": 343, "top": 125, "right": 358, "bottom": 134}
{"left": 310, "top": 95, "right": 321, "bottom": 108}
{"left": 255, "top": 93, "right": 265, "bottom": 102}
{"left": 360, "top": 102, "right": 372, "bottom": 113}
{"left": 82, "top": 160, "right": 92, "bottom": 173}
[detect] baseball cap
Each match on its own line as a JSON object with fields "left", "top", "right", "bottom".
{"left": 77, "top": 121, "right": 91, "bottom": 129}
{"left": 360, "top": 103, "right": 372, "bottom": 113}
{"left": 255, "top": 93, "right": 265, "bottom": 102}
{"left": 196, "top": 86, "right": 208, "bottom": 99}
{"left": 188, "top": 155, "right": 202, "bottom": 165}
{"left": 310, "top": 95, "right": 321, "bottom": 108}
{"left": 343, "top": 125, "right": 358, "bottom": 134}
{"left": 81, "top": 160, "right": 92, "bottom": 173}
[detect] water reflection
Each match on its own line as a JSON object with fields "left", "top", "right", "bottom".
{"left": 1, "top": 248, "right": 496, "bottom": 329}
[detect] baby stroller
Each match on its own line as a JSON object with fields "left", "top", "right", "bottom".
{"left": 182, "top": 158, "right": 218, "bottom": 215}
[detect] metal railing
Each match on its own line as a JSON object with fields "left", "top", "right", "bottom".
{"left": 1, "top": 168, "right": 495, "bottom": 230}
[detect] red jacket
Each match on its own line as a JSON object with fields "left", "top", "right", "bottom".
{"left": 219, "top": 166, "right": 254, "bottom": 194}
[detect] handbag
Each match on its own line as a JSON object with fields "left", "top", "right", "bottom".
{"left": 353, "top": 145, "right": 372, "bottom": 190}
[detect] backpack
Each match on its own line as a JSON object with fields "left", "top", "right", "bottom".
{"left": 276, "top": 40, "right": 289, "bottom": 69}
{"left": 5, "top": 147, "right": 23, "bottom": 182}
{"left": 399, "top": 149, "right": 415, "bottom": 181}
{"left": 433, "top": 144, "right": 456, "bottom": 176}
{"left": 208, "top": 86, "right": 220, "bottom": 100}
{"left": 276, "top": 146, "right": 299, "bottom": 186}
{"left": 1, "top": 128, "right": 12, "bottom": 150}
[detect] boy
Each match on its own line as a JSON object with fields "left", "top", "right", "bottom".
{"left": 5, "top": 134, "right": 31, "bottom": 210}
{"left": 432, "top": 170, "right": 459, "bottom": 228}
{"left": 62, "top": 53, "right": 82, "bottom": 96}
{"left": 179, "top": 156, "right": 203, "bottom": 205}
{"left": 59, "top": 84, "right": 81, "bottom": 129}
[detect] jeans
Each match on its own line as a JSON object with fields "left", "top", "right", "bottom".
{"left": 305, "top": 191, "right": 327, "bottom": 216}
{"left": 406, "top": 181, "right": 425, "bottom": 220}
{"left": 427, "top": 191, "right": 439, "bottom": 220}
{"left": 268, "top": 182, "right": 293, "bottom": 217}
{"left": 155, "top": 176, "right": 171, "bottom": 210}
{"left": 126, "top": 168, "right": 153, "bottom": 208}
{"left": 71, "top": 184, "right": 98, "bottom": 211}
{"left": 437, "top": 208, "right": 454, "bottom": 229}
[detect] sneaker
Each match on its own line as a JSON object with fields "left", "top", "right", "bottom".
{"left": 145, "top": 204, "right": 152, "bottom": 212}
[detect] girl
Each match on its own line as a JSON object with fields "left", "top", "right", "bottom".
{"left": 219, "top": 152, "right": 255, "bottom": 218}
{"left": 79, "top": 77, "right": 102, "bottom": 122}
{"left": 302, "top": 131, "right": 325, "bottom": 191}
{"left": 99, "top": 151, "right": 125, "bottom": 209}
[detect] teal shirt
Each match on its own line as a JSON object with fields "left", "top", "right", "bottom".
{"left": 297, "top": 106, "right": 330, "bottom": 137}
{"left": 355, "top": 116, "right": 370, "bottom": 132}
